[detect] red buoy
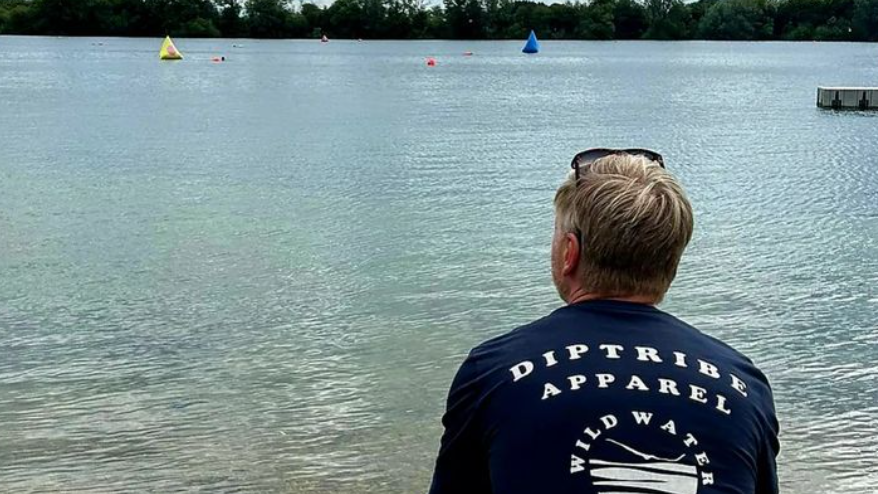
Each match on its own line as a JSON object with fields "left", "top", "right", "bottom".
{"left": 426, "top": 57, "right": 436, "bottom": 67}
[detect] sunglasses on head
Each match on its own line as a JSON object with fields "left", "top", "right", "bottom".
{"left": 570, "top": 148, "right": 665, "bottom": 180}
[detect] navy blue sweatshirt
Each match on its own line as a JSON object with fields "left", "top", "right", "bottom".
{"left": 429, "top": 300, "right": 780, "bottom": 494}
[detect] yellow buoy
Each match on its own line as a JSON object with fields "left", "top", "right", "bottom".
{"left": 159, "top": 36, "right": 183, "bottom": 60}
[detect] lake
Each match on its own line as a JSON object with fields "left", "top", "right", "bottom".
{"left": 0, "top": 36, "right": 876, "bottom": 493}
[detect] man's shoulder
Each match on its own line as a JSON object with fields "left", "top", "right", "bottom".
{"left": 468, "top": 309, "right": 565, "bottom": 363}
{"left": 468, "top": 302, "right": 697, "bottom": 358}
{"left": 463, "top": 302, "right": 767, "bottom": 385}
{"left": 655, "top": 310, "right": 756, "bottom": 362}
{"left": 660, "top": 312, "right": 771, "bottom": 382}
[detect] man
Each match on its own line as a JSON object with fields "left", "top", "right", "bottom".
{"left": 429, "top": 149, "right": 779, "bottom": 494}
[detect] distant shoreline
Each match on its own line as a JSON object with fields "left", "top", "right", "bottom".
{"left": 2, "top": 0, "right": 877, "bottom": 43}
{"left": 1, "top": 34, "right": 875, "bottom": 44}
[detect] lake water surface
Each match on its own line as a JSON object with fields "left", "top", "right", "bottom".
{"left": 0, "top": 37, "right": 876, "bottom": 493}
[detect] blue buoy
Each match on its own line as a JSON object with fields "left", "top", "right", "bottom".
{"left": 522, "top": 30, "right": 540, "bottom": 54}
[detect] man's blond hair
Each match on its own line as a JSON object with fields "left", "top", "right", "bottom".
{"left": 554, "top": 154, "right": 694, "bottom": 302}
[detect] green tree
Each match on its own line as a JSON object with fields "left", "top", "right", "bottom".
{"left": 425, "top": 4, "right": 448, "bottom": 37}
{"left": 444, "top": 0, "right": 487, "bottom": 38}
{"left": 325, "top": 0, "right": 365, "bottom": 37}
{"left": 385, "top": 0, "right": 430, "bottom": 38}
{"left": 545, "top": 3, "right": 579, "bottom": 39}
{"left": 813, "top": 15, "right": 851, "bottom": 39}
{"left": 246, "top": 0, "right": 293, "bottom": 38}
{"left": 300, "top": 2, "right": 324, "bottom": 36}
{"left": 217, "top": 0, "right": 246, "bottom": 37}
{"left": 0, "top": 0, "right": 37, "bottom": 34}
{"left": 288, "top": 11, "right": 310, "bottom": 37}
{"left": 613, "top": 0, "right": 648, "bottom": 39}
{"left": 852, "top": 0, "right": 878, "bottom": 40}
{"left": 775, "top": 0, "right": 854, "bottom": 40}
{"left": 183, "top": 17, "right": 220, "bottom": 36}
{"left": 485, "top": 0, "right": 515, "bottom": 37}
{"left": 643, "top": 0, "right": 692, "bottom": 39}
{"left": 576, "top": 0, "right": 615, "bottom": 39}
{"left": 687, "top": 0, "right": 717, "bottom": 34}
{"left": 698, "top": 0, "right": 774, "bottom": 40}
{"left": 31, "top": 0, "right": 109, "bottom": 35}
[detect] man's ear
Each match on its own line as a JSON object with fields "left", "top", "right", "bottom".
{"left": 563, "top": 232, "right": 580, "bottom": 276}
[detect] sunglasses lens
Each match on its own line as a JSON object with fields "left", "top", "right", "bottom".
{"left": 625, "top": 149, "right": 665, "bottom": 167}
{"left": 573, "top": 149, "right": 664, "bottom": 174}
{"left": 572, "top": 150, "right": 610, "bottom": 170}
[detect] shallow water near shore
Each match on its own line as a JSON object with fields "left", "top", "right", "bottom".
{"left": 0, "top": 36, "right": 877, "bottom": 493}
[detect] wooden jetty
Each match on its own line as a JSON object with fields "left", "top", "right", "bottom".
{"left": 817, "top": 87, "right": 878, "bottom": 110}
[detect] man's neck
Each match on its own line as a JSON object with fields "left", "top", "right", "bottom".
{"left": 566, "top": 290, "right": 657, "bottom": 307}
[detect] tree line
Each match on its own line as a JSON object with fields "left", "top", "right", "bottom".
{"left": 1, "top": 0, "right": 877, "bottom": 41}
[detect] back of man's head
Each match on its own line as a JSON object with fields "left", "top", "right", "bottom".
{"left": 554, "top": 154, "right": 694, "bottom": 303}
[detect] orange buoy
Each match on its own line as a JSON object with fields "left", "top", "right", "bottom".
{"left": 426, "top": 57, "right": 436, "bottom": 67}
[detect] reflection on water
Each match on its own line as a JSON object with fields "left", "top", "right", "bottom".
{"left": 0, "top": 37, "right": 876, "bottom": 493}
